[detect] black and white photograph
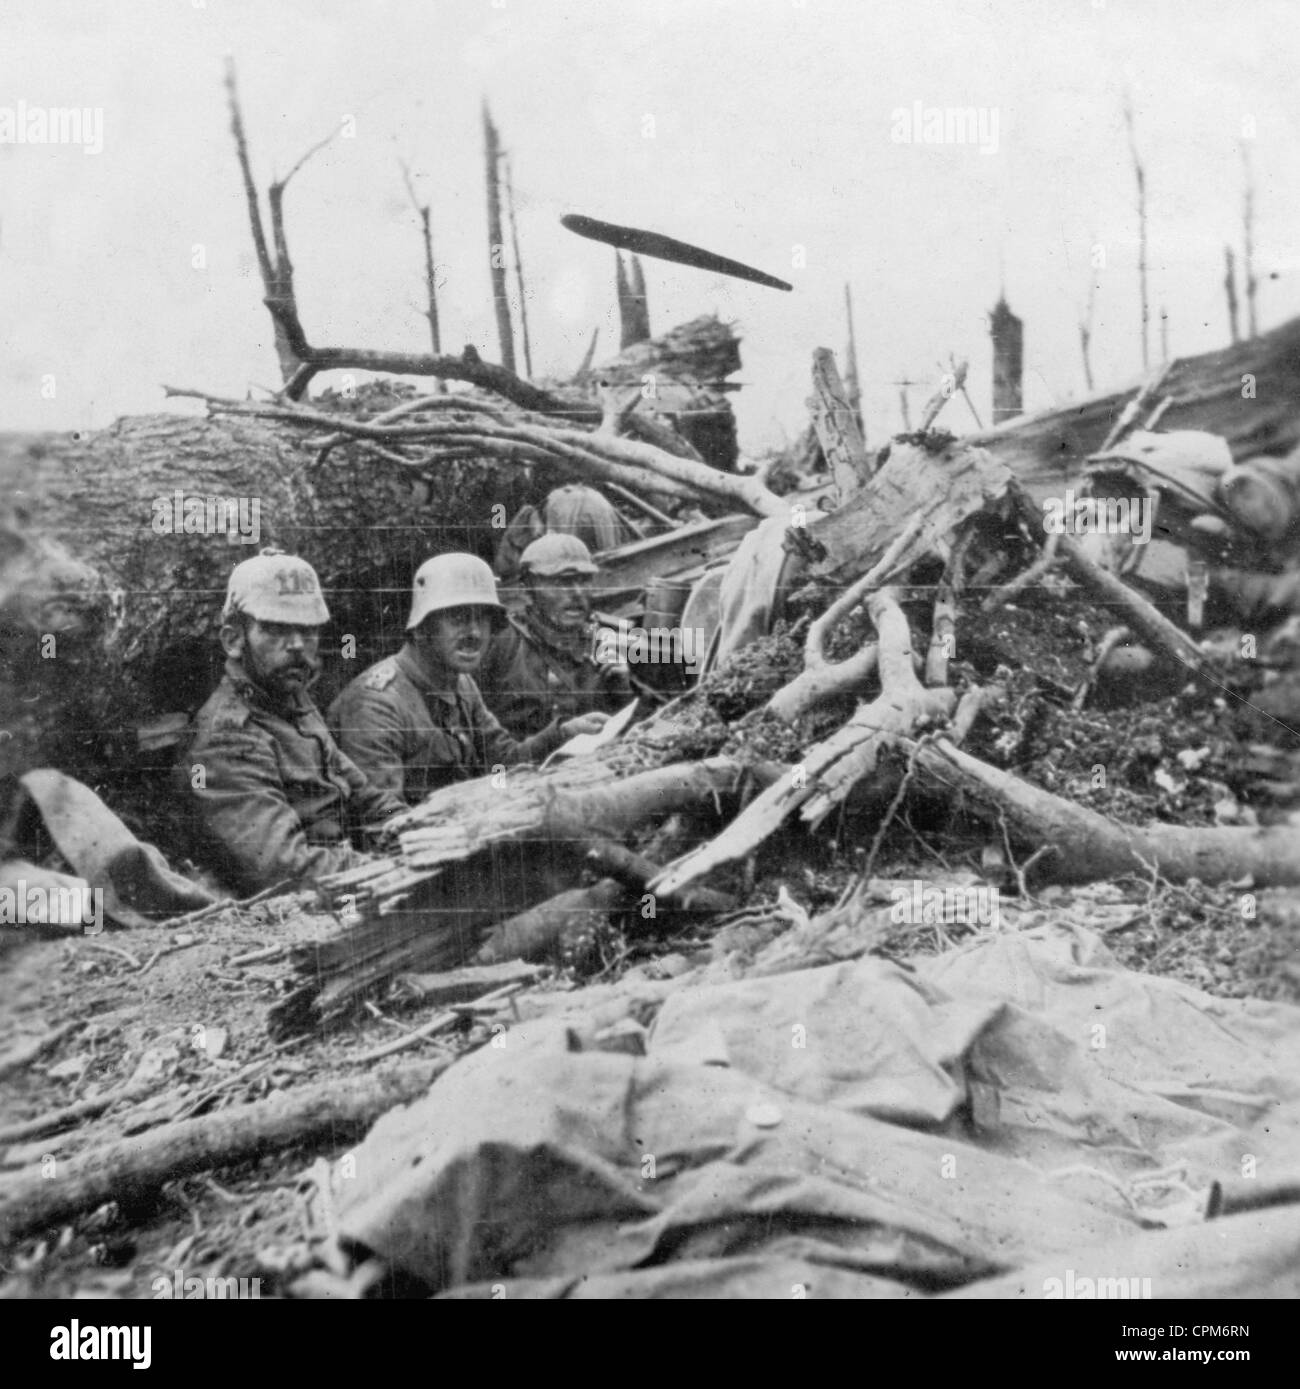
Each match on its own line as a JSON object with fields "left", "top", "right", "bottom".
{"left": 0, "top": 0, "right": 1297, "bottom": 1329}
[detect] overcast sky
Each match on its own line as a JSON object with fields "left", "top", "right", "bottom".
{"left": 1, "top": 0, "right": 1296, "bottom": 451}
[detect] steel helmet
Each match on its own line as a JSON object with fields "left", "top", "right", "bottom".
{"left": 407, "top": 553, "right": 504, "bottom": 630}
{"left": 519, "top": 532, "right": 598, "bottom": 578}
{"left": 222, "top": 548, "right": 330, "bottom": 626}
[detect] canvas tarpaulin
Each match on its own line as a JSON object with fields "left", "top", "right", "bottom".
{"left": 334, "top": 923, "right": 1300, "bottom": 1297}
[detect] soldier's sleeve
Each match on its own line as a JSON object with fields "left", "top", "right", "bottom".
{"left": 333, "top": 742, "right": 409, "bottom": 827}
{"left": 464, "top": 677, "right": 566, "bottom": 767}
{"left": 187, "top": 725, "right": 367, "bottom": 895}
{"left": 330, "top": 684, "right": 410, "bottom": 804}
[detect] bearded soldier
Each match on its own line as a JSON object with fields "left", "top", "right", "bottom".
{"left": 184, "top": 550, "right": 406, "bottom": 895}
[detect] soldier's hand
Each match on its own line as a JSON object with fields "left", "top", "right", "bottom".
{"left": 561, "top": 712, "right": 609, "bottom": 739}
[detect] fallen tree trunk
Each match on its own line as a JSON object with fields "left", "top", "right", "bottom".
{"left": 0, "top": 1057, "right": 451, "bottom": 1244}
{"left": 916, "top": 738, "right": 1300, "bottom": 888}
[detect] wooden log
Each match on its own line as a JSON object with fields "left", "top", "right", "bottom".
{"left": 0, "top": 1057, "right": 451, "bottom": 1244}
{"left": 916, "top": 737, "right": 1300, "bottom": 887}
{"left": 475, "top": 879, "right": 626, "bottom": 964}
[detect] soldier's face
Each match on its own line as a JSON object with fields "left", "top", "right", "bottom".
{"left": 226, "top": 619, "right": 322, "bottom": 697}
{"left": 415, "top": 607, "right": 493, "bottom": 676}
{"left": 527, "top": 571, "right": 593, "bottom": 630}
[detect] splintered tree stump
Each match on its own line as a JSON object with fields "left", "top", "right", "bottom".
{"left": 269, "top": 754, "right": 752, "bottom": 1033}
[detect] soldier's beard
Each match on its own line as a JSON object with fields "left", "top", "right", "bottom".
{"left": 244, "top": 646, "right": 320, "bottom": 702}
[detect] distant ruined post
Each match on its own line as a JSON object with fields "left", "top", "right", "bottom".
{"left": 616, "top": 252, "right": 651, "bottom": 347}
{"left": 628, "top": 254, "right": 651, "bottom": 343}
{"left": 1224, "top": 245, "right": 1241, "bottom": 345}
{"left": 989, "top": 295, "right": 1023, "bottom": 425}
{"left": 482, "top": 102, "right": 516, "bottom": 373}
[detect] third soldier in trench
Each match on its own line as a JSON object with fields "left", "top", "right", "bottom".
{"left": 477, "top": 533, "right": 633, "bottom": 740}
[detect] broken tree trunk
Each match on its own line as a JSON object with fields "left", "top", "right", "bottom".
{"left": 807, "top": 347, "right": 871, "bottom": 500}
{"left": 805, "top": 437, "right": 1011, "bottom": 583}
{"left": 0, "top": 1056, "right": 451, "bottom": 1244}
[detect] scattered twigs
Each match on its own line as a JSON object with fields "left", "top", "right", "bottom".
{"left": 0, "top": 1057, "right": 453, "bottom": 1243}
{"left": 982, "top": 530, "right": 1060, "bottom": 613}
{"left": 862, "top": 734, "right": 931, "bottom": 880}
{"left": 137, "top": 938, "right": 199, "bottom": 977}
{"left": 162, "top": 879, "right": 291, "bottom": 929}
{"left": 998, "top": 812, "right": 1056, "bottom": 898}
{"left": 350, "top": 982, "right": 523, "bottom": 1065}
{"left": 917, "top": 357, "right": 968, "bottom": 434}
{"left": 1072, "top": 625, "right": 1133, "bottom": 711}
{"left": 229, "top": 943, "right": 287, "bottom": 968}
{"left": 83, "top": 942, "right": 141, "bottom": 970}
{"left": 0, "top": 1081, "right": 155, "bottom": 1146}
{"left": 0, "top": 1022, "right": 80, "bottom": 1083}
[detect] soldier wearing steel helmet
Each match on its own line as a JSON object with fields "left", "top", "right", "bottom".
{"left": 478, "top": 533, "right": 632, "bottom": 740}
{"left": 183, "top": 549, "right": 407, "bottom": 895}
{"left": 328, "top": 553, "right": 608, "bottom": 805}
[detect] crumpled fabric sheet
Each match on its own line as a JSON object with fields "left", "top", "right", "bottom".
{"left": 330, "top": 925, "right": 1300, "bottom": 1297}
{"left": 10, "top": 768, "right": 220, "bottom": 928}
{"left": 710, "top": 514, "right": 795, "bottom": 670}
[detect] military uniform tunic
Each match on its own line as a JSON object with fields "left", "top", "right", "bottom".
{"left": 478, "top": 611, "right": 631, "bottom": 740}
{"left": 328, "top": 644, "right": 566, "bottom": 805}
{"left": 184, "top": 657, "right": 406, "bottom": 895}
